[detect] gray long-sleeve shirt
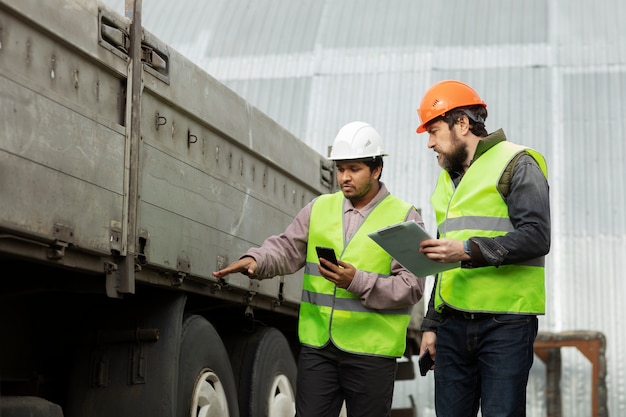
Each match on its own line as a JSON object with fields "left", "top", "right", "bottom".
{"left": 245, "top": 182, "right": 426, "bottom": 310}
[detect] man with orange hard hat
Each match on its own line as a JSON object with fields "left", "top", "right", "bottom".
{"left": 415, "top": 80, "right": 551, "bottom": 417}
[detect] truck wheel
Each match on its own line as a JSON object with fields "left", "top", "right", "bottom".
{"left": 227, "top": 327, "right": 297, "bottom": 417}
{"left": 178, "top": 315, "right": 240, "bottom": 417}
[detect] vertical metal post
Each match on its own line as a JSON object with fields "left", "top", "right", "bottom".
{"left": 117, "top": 0, "right": 143, "bottom": 295}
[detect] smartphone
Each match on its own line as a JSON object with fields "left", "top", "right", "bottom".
{"left": 418, "top": 348, "right": 434, "bottom": 376}
{"left": 315, "top": 246, "right": 338, "bottom": 266}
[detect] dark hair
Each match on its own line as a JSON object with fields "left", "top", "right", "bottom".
{"left": 363, "top": 156, "right": 384, "bottom": 180}
{"left": 440, "top": 105, "right": 488, "bottom": 137}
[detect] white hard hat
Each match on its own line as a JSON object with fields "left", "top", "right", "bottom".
{"left": 329, "top": 121, "right": 387, "bottom": 161}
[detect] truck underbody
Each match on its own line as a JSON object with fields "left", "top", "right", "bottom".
{"left": 0, "top": 0, "right": 421, "bottom": 415}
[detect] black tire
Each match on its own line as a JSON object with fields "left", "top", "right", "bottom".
{"left": 177, "top": 315, "right": 240, "bottom": 417}
{"left": 227, "top": 327, "right": 297, "bottom": 417}
{"left": 0, "top": 397, "right": 64, "bottom": 417}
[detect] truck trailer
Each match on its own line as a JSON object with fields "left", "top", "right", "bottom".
{"left": 0, "top": 0, "right": 422, "bottom": 416}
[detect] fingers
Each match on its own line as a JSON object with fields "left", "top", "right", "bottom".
{"left": 213, "top": 263, "right": 238, "bottom": 277}
{"left": 319, "top": 259, "right": 341, "bottom": 285}
{"left": 319, "top": 260, "right": 356, "bottom": 289}
{"left": 419, "top": 238, "right": 439, "bottom": 250}
{"left": 420, "top": 238, "right": 465, "bottom": 263}
{"left": 318, "top": 257, "right": 334, "bottom": 271}
{"left": 420, "top": 331, "right": 437, "bottom": 356}
{"left": 212, "top": 269, "right": 226, "bottom": 278}
{"left": 212, "top": 257, "right": 257, "bottom": 278}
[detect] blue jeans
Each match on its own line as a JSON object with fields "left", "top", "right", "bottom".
{"left": 434, "top": 311, "right": 538, "bottom": 417}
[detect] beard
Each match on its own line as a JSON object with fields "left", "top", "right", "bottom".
{"left": 438, "top": 131, "right": 468, "bottom": 175}
{"left": 343, "top": 180, "right": 373, "bottom": 201}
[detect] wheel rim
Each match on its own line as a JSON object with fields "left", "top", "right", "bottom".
{"left": 191, "top": 368, "right": 230, "bottom": 417}
{"left": 267, "top": 374, "right": 296, "bottom": 417}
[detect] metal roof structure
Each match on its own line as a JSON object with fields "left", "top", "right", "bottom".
{"left": 102, "top": 1, "right": 626, "bottom": 415}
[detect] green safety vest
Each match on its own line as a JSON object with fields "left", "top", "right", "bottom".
{"left": 300, "top": 191, "right": 414, "bottom": 357}
{"left": 431, "top": 141, "right": 548, "bottom": 314}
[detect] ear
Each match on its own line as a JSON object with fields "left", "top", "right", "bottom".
{"left": 457, "top": 114, "right": 471, "bottom": 135}
{"left": 373, "top": 165, "right": 382, "bottom": 180}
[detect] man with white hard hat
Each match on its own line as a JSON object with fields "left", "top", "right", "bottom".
{"left": 214, "top": 121, "right": 425, "bottom": 417}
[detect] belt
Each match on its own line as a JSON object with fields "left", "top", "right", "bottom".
{"left": 444, "top": 308, "right": 493, "bottom": 320}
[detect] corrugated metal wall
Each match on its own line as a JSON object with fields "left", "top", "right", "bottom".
{"left": 102, "top": 1, "right": 626, "bottom": 415}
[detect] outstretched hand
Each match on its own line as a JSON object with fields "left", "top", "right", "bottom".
{"left": 212, "top": 256, "right": 258, "bottom": 279}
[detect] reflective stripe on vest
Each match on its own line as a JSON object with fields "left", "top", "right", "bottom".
{"left": 300, "top": 191, "right": 414, "bottom": 357}
{"left": 431, "top": 141, "right": 548, "bottom": 314}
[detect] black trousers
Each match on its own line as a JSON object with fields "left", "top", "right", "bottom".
{"left": 295, "top": 343, "right": 397, "bottom": 417}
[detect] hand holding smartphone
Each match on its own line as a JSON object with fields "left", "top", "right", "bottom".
{"left": 418, "top": 348, "right": 435, "bottom": 376}
{"left": 315, "top": 246, "right": 338, "bottom": 266}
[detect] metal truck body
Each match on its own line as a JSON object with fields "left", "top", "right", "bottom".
{"left": 0, "top": 0, "right": 421, "bottom": 416}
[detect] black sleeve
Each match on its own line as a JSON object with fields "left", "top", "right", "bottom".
{"left": 420, "top": 275, "right": 445, "bottom": 333}
{"left": 470, "top": 153, "right": 551, "bottom": 267}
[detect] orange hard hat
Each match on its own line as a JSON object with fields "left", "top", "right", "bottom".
{"left": 416, "top": 80, "right": 487, "bottom": 133}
